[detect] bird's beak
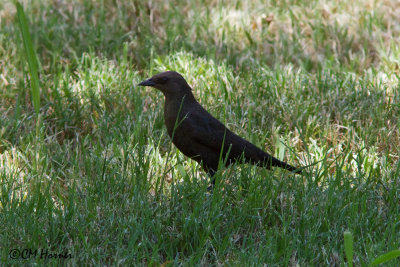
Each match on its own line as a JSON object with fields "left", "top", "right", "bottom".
{"left": 138, "top": 78, "right": 156, "bottom": 87}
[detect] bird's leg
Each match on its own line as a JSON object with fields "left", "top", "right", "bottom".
{"left": 206, "top": 169, "right": 216, "bottom": 191}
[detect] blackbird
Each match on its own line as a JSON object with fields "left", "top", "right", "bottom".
{"left": 139, "top": 71, "right": 302, "bottom": 187}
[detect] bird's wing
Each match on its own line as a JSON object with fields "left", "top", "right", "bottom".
{"left": 183, "top": 110, "right": 269, "bottom": 162}
{"left": 182, "top": 111, "right": 228, "bottom": 153}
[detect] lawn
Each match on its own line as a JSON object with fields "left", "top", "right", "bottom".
{"left": 1, "top": 0, "right": 399, "bottom": 265}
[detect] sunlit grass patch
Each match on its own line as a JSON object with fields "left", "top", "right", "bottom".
{"left": 0, "top": 148, "right": 29, "bottom": 206}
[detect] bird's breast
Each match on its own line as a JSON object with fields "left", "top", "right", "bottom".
{"left": 164, "top": 104, "right": 187, "bottom": 138}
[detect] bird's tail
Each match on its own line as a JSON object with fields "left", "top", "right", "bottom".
{"left": 240, "top": 138, "right": 302, "bottom": 174}
{"left": 249, "top": 147, "right": 302, "bottom": 174}
{"left": 269, "top": 156, "right": 303, "bottom": 174}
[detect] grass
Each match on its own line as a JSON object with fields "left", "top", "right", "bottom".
{"left": 1, "top": 0, "right": 400, "bottom": 265}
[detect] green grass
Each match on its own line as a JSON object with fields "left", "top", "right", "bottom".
{"left": 1, "top": 0, "right": 400, "bottom": 265}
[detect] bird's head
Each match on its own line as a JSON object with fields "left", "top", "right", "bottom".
{"left": 138, "top": 71, "right": 191, "bottom": 96}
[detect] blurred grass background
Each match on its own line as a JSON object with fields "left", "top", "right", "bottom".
{"left": 1, "top": 0, "right": 399, "bottom": 265}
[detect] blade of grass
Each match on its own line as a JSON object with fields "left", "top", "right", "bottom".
{"left": 344, "top": 231, "right": 354, "bottom": 267}
{"left": 369, "top": 250, "right": 400, "bottom": 267}
{"left": 16, "top": 2, "right": 41, "bottom": 116}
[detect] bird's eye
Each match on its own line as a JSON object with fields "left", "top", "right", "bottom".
{"left": 159, "top": 77, "right": 169, "bottom": 83}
